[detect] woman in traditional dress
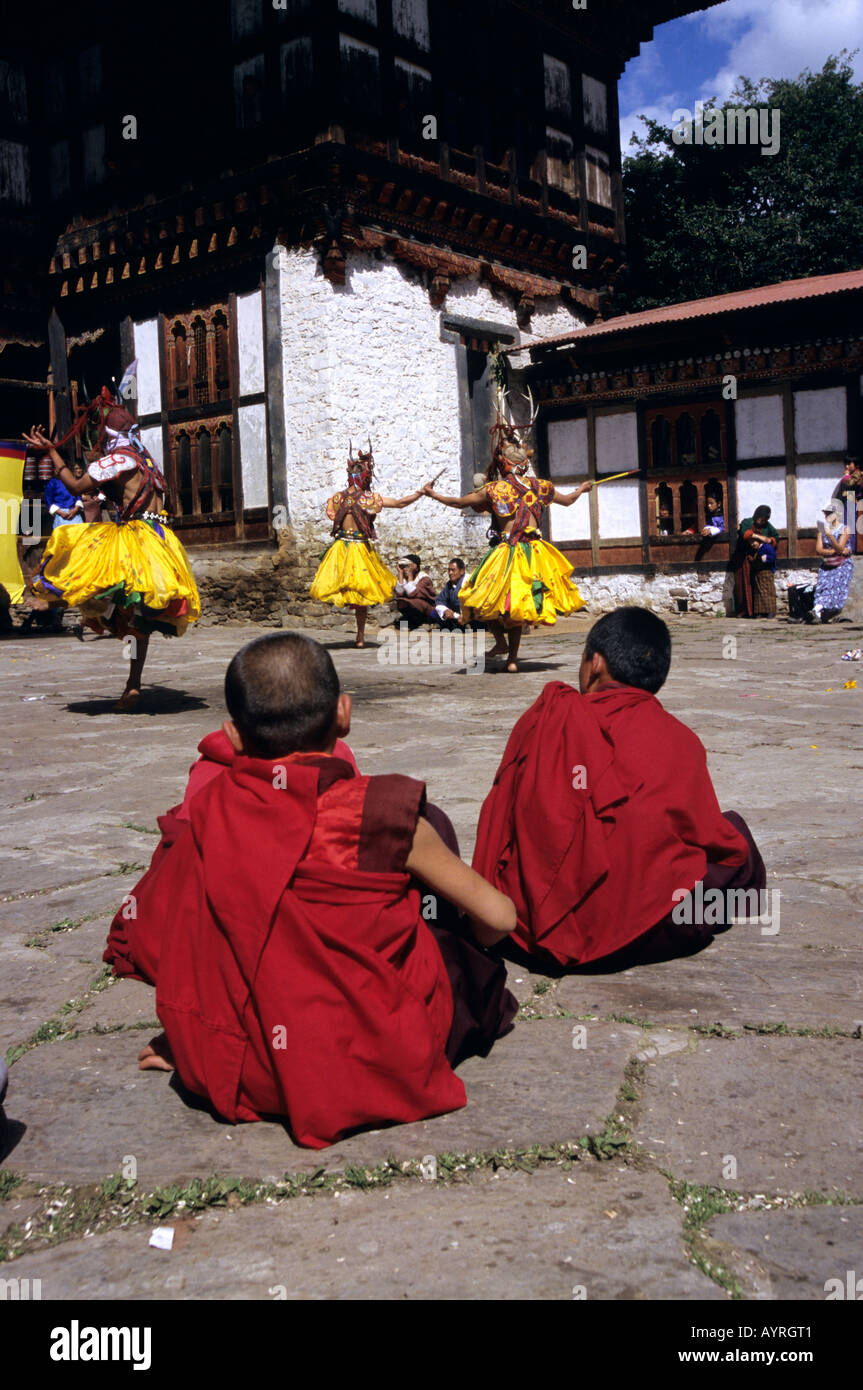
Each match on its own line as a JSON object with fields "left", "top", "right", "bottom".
{"left": 24, "top": 395, "right": 200, "bottom": 709}
{"left": 732, "top": 505, "right": 779, "bottom": 618}
{"left": 806, "top": 499, "right": 854, "bottom": 623}
{"left": 310, "top": 443, "right": 423, "bottom": 648}
{"left": 422, "top": 396, "right": 591, "bottom": 672}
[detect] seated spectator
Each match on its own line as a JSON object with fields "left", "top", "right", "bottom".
{"left": 433, "top": 558, "right": 467, "bottom": 629}
{"left": 473, "top": 608, "right": 766, "bottom": 970}
{"left": 701, "top": 494, "right": 726, "bottom": 537}
{"left": 394, "top": 554, "right": 436, "bottom": 628}
{"left": 43, "top": 474, "right": 84, "bottom": 529}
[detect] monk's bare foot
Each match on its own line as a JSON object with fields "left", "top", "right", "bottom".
{"left": 138, "top": 1035, "right": 175, "bottom": 1072}
{"left": 354, "top": 639, "right": 365, "bottom": 649}
{"left": 506, "top": 660, "right": 519, "bottom": 673}
{"left": 115, "top": 688, "right": 140, "bottom": 712}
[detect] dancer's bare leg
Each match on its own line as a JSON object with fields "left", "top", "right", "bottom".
{"left": 506, "top": 625, "right": 522, "bottom": 673}
{"left": 117, "top": 632, "right": 150, "bottom": 710}
{"left": 487, "top": 620, "right": 508, "bottom": 658}
{"left": 354, "top": 605, "right": 367, "bottom": 648}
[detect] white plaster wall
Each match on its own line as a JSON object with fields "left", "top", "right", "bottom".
{"left": 276, "top": 245, "right": 585, "bottom": 566}
{"left": 597, "top": 478, "right": 640, "bottom": 538}
{"left": 796, "top": 461, "right": 843, "bottom": 527}
{"left": 548, "top": 418, "right": 588, "bottom": 477}
{"left": 793, "top": 387, "right": 847, "bottom": 454}
{"left": 736, "top": 467, "right": 787, "bottom": 527}
{"left": 393, "top": 0, "right": 430, "bottom": 47}
{"left": 237, "top": 289, "right": 265, "bottom": 396}
{"left": 595, "top": 408, "right": 638, "bottom": 472}
{"left": 735, "top": 394, "right": 784, "bottom": 459}
{"left": 139, "top": 426, "right": 164, "bottom": 469}
{"left": 551, "top": 492, "right": 591, "bottom": 543}
{"left": 133, "top": 319, "right": 161, "bottom": 416}
{"left": 238, "top": 402, "right": 269, "bottom": 509}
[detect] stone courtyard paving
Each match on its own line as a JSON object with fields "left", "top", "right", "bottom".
{"left": 1, "top": 611, "right": 861, "bottom": 1301}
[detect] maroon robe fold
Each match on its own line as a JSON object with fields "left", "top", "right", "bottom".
{"left": 105, "top": 753, "right": 465, "bottom": 1147}
{"left": 472, "top": 681, "right": 749, "bottom": 966}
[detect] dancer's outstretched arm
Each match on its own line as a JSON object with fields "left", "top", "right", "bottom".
{"left": 422, "top": 484, "right": 487, "bottom": 510}
{"left": 553, "top": 480, "right": 593, "bottom": 507}
{"left": 23, "top": 428, "right": 95, "bottom": 496}
{"left": 380, "top": 489, "right": 423, "bottom": 509}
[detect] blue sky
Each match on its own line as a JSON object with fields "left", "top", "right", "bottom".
{"left": 618, "top": 0, "right": 863, "bottom": 151}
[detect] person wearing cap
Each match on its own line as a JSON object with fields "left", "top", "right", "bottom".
{"left": 23, "top": 393, "right": 200, "bottom": 709}
{"left": 806, "top": 499, "right": 853, "bottom": 624}
{"left": 394, "top": 553, "right": 437, "bottom": 629}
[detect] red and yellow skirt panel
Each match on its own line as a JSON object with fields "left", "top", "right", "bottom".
{"left": 32, "top": 516, "right": 201, "bottom": 638}
{"left": 460, "top": 532, "right": 584, "bottom": 626}
{"left": 310, "top": 536, "right": 396, "bottom": 608}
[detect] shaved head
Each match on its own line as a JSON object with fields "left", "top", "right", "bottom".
{"left": 225, "top": 633, "right": 341, "bottom": 759}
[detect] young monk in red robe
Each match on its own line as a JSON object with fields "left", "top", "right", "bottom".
{"left": 473, "top": 607, "right": 766, "bottom": 970}
{"left": 105, "top": 632, "right": 516, "bottom": 1148}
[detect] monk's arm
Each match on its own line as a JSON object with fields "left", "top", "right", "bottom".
{"left": 405, "top": 817, "right": 516, "bottom": 948}
{"left": 553, "top": 481, "right": 592, "bottom": 507}
{"left": 422, "top": 487, "right": 487, "bottom": 510}
{"left": 381, "top": 491, "right": 423, "bottom": 508}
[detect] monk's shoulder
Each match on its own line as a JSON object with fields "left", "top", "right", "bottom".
{"left": 358, "top": 773, "right": 427, "bottom": 872}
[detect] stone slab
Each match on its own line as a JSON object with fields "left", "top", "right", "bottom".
{"left": 68, "top": 978, "right": 159, "bottom": 1034}
{"left": 3, "top": 1165, "right": 721, "bottom": 1301}
{"left": 635, "top": 1037, "right": 863, "bottom": 1195}
{"left": 707, "top": 1206, "right": 863, "bottom": 1301}
{"left": 2, "top": 1021, "right": 640, "bottom": 1187}
{"left": 0, "top": 955, "right": 98, "bottom": 1056}
{"left": 557, "top": 932, "right": 863, "bottom": 1033}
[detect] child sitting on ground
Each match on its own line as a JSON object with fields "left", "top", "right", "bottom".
{"left": 473, "top": 607, "right": 766, "bottom": 970}
{"left": 105, "top": 632, "right": 516, "bottom": 1148}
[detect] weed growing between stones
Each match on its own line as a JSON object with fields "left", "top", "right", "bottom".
{"left": 666, "top": 1178, "right": 863, "bottom": 1299}
{"left": 0, "top": 1139, "right": 633, "bottom": 1264}
{"left": 692, "top": 1020, "right": 857, "bottom": 1039}
{"left": 4, "top": 966, "right": 116, "bottom": 1065}
{"left": 0, "top": 1171, "right": 22, "bottom": 1202}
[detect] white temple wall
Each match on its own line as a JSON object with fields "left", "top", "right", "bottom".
{"left": 276, "top": 243, "right": 586, "bottom": 577}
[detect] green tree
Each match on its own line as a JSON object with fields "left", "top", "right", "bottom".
{"left": 616, "top": 55, "right": 863, "bottom": 313}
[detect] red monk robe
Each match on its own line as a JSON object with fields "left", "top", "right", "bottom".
{"left": 105, "top": 752, "right": 465, "bottom": 1148}
{"left": 472, "top": 681, "right": 750, "bottom": 967}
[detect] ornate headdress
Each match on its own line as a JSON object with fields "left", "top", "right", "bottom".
{"left": 53, "top": 362, "right": 141, "bottom": 455}
{"left": 487, "top": 387, "right": 538, "bottom": 482}
{"left": 347, "top": 438, "right": 375, "bottom": 491}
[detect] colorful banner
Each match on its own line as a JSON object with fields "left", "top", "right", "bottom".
{"left": 0, "top": 440, "right": 27, "bottom": 605}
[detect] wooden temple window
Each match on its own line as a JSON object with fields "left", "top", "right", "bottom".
{"left": 655, "top": 482, "right": 674, "bottom": 535}
{"left": 646, "top": 402, "right": 728, "bottom": 471}
{"left": 676, "top": 413, "right": 697, "bottom": 468}
{"left": 165, "top": 305, "right": 234, "bottom": 410}
{"left": 169, "top": 420, "right": 234, "bottom": 519}
{"left": 584, "top": 146, "right": 612, "bottom": 208}
{"left": 701, "top": 409, "right": 722, "bottom": 464}
{"left": 679, "top": 479, "right": 698, "bottom": 533}
{"left": 649, "top": 479, "right": 727, "bottom": 537}
{"left": 651, "top": 415, "right": 671, "bottom": 470}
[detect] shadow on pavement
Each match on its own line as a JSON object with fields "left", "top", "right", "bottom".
{"left": 65, "top": 687, "right": 210, "bottom": 717}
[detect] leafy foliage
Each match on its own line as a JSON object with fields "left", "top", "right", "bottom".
{"left": 617, "top": 55, "right": 863, "bottom": 312}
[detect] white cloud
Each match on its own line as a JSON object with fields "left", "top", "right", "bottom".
{"left": 619, "top": 0, "right": 863, "bottom": 152}
{"left": 698, "top": 0, "right": 863, "bottom": 104}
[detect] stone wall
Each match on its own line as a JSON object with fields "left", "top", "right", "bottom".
{"left": 190, "top": 535, "right": 819, "bottom": 629}
{"left": 571, "top": 566, "right": 817, "bottom": 617}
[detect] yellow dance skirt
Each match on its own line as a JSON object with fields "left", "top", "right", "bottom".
{"left": 32, "top": 518, "right": 201, "bottom": 637}
{"left": 460, "top": 536, "right": 584, "bottom": 626}
{"left": 310, "top": 537, "right": 396, "bottom": 608}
